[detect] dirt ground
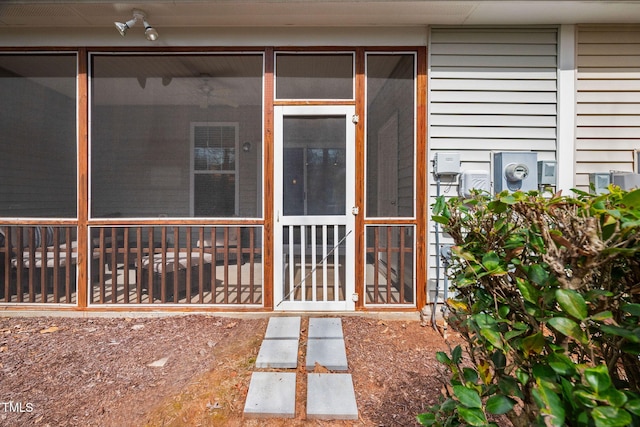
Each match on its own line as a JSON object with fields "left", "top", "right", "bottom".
{"left": 0, "top": 313, "right": 462, "bottom": 426}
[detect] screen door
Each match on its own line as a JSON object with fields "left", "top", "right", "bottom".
{"left": 274, "top": 105, "right": 356, "bottom": 311}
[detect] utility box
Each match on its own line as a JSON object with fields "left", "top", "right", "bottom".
{"left": 493, "top": 152, "right": 538, "bottom": 193}
{"left": 537, "top": 161, "right": 557, "bottom": 186}
{"left": 589, "top": 173, "right": 611, "bottom": 194}
{"left": 459, "top": 170, "right": 491, "bottom": 197}
{"left": 433, "top": 152, "right": 460, "bottom": 176}
{"left": 612, "top": 172, "right": 640, "bottom": 191}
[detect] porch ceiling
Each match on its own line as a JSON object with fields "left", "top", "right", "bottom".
{"left": 1, "top": 1, "right": 640, "bottom": 28}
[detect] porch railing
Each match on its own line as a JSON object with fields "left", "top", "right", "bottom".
{"left": 90, "top": 225, "right": 263, "bottom": 305}
{"left": 365, "top": 225, "right": 415, "bottom": 305}
{"left": 1, "top": 226, "right": 77, "bottom": 304}
{"left": 1, "top": 225, "right": 263, "bottom": 306}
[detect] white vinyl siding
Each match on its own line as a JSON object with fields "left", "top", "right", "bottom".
{"left": 576, "top": 26, "right": 640, "bottom": 190}
{"left": 428, "top": 27, "right": 558, "bottom": 303}
{"left": 429, "top": 28, "right": 558, "bottom": 164}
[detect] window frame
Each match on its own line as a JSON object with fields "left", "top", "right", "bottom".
{"left": 190, "top": 121, "right": 240, "bottom": 217}
{"left": 364, "top": 51, "right": 418, "bottom": 220}
{"left": 274, "top": 51, "right": 356, "bottom": 101}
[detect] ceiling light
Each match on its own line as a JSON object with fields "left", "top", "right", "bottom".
{"left": 114, "top": 9, "right": 159, "bottom": 41}
{"left": 143, "top": 20, "right": 159, "bottom": 41}
{"left": 114, "top": 18, "right": 136, "bottom": 37}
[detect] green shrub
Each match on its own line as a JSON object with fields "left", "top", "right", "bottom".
{"left": 418, "top": 187, "right": 640, "bottom": 427}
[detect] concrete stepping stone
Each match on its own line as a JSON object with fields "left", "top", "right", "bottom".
{"left": 307, "top": 373, "right": 358, "bottom": 420}
{"left": 255, "top": 316, "right": 301, "bottom": 369}
{"left": 255, "top": 338, "right": 299, "bottom": 369}
{"left": 264, "top": 316, "right": 301, "bottom": 340}
{"left": 306, "top": 337, "right": 348, "bottom": 371}
{"left": 244, "top": 372, "right": 296, "bottom": 418}
{"left": 308, "top": 317, "right": 343, "bottom": 339}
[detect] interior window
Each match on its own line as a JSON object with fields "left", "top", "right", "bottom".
{"left": 192, "top": 123, "right": 238, "bottom": 216}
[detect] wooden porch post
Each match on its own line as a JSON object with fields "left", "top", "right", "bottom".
{"left": 77, "top": 48, "right": 89, "bottom": 309}
{"left": 354, "top": 48, "right": 366, "bottom": 310}
{"left": 416, "top": 46, "right": 428, "bottom": 310}
{"left": 263, "top": 48, "right": 275, "bottom": 310}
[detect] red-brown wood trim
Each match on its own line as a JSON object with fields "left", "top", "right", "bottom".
{"left": 77, "top": 48, "right": 89, "bottom": 309}
{"left": 273, "top": 100, "right": 356, "bottom": 106}
{"left": 85, "top": 47, "right": 267, "bottom": 53}
{"left": 274, "top": 47, "right": 356, "bottom": 52}
{"left": 274, "top": 47, "right": 420, "bottom": 52}
{"left": 363, "top": 218, "right": 418, "bottom": 225}
{"left": 0, "top": 220, "right": 78, "bottom": 226}
{"left": 86, "top": 219, "right": 264, "bottom": 226}
{"left": 0, "top": 47, "right": 79, "bottom": 52}
{"left": 0, "top": 306, "right": 273, "bottom": 313}
{"left": 415, "top": 46, "right": 428, "bottom": 310}
{"left": 354, "top": 48, "right": 366, "bottom": 310}
{"left": 263, "top": 48, "right": 275, "bottom": 310}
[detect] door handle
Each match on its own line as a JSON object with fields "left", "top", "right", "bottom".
{"left": 351, "top": 206, "right": 359, "bottom": 215}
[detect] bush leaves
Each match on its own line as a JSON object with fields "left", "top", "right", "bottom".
{"left": 556, "top": 289, "right": 588, "bottom": 320}
{"left": 547, "top": 317, "right": 588, "bottom": 344}
{"left": 419, "top": 190, "right": 640, "bottom": 427}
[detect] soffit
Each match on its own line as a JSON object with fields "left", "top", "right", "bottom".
{"left": 1, "top": 1, "right": 640, "bottom": 27}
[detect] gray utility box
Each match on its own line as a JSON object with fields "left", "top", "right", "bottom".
{"left": 538, "top": 160, "right": 557, "bottom": 186}
{"left": 493, "top": 151, "right": 538, "bottom": 193}
{"left": 612, "top": 172, "right": 640, "bottom": 191}
{"left": 589, "top": 173, "right": 611, "bottom": 194}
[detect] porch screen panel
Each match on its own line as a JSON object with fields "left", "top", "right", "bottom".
{"left": 276, "top": 54, "right": 354, "bottom": 100}
{"left": 0, "top": 54, "right": 77, "bottom": 217}
{"left": 366, "top": 54, "right": 415, "bottom": 218}
{"left": 365, "top": 225, "right": 414, "bottom": 305}
{"left": 576, "top": 26, "right": 640, "bottom": 191}
{"left": 91, "top": 54, "right": 263, "bottom": 218}
{"left": 89, "top": 225, "right": 263, "bottom": 305}
{"left": 429, "top": 27, "right": 558, "bottom": 302}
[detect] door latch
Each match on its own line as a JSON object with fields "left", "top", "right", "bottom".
{"left": 352, "top": 114, "right": 359, "bottom": 124}
{"left": 351, "top": 206, "right": 359, "bottom": 215}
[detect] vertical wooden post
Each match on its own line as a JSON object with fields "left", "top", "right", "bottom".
{"left": 416, "top": 46, "right": 428, "bottom": 309}
{"left": 354, "top": 48, "right": 366, "bottom": 310}
{"left": 263, "top": 48, "right": 275, "bottom": 310}
{"left": 77, "top": 48, "right": 89, "bottom": 309}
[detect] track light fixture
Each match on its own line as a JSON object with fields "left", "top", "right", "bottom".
{"left": 114, "top": 9, "right": 158, "bottom": 41}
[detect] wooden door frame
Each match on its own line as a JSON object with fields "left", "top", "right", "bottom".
{"left": 266, "top": 47, "right": 427, "bottom": 312}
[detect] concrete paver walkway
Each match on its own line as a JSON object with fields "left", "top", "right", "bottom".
{"left": 243, "top": 316, "right": 358, "bottom": 420}
{"left": 307, "top": 373, "right": 359, "bottom": 420}
{"left": 243, "top": 372, "right": 297, "bottom": 418}
{"left": 255, "top": 316, "right": 301, "bottom": 368}
{"left": 306, "top": 337, "right": 349, "bottom": 371}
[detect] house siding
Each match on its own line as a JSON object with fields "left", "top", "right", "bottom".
{"left": 428, "top": 27, "right": 559, "bottom": 301}
{"left": 576, "top": 25, "right": 640, "bottom": 190}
